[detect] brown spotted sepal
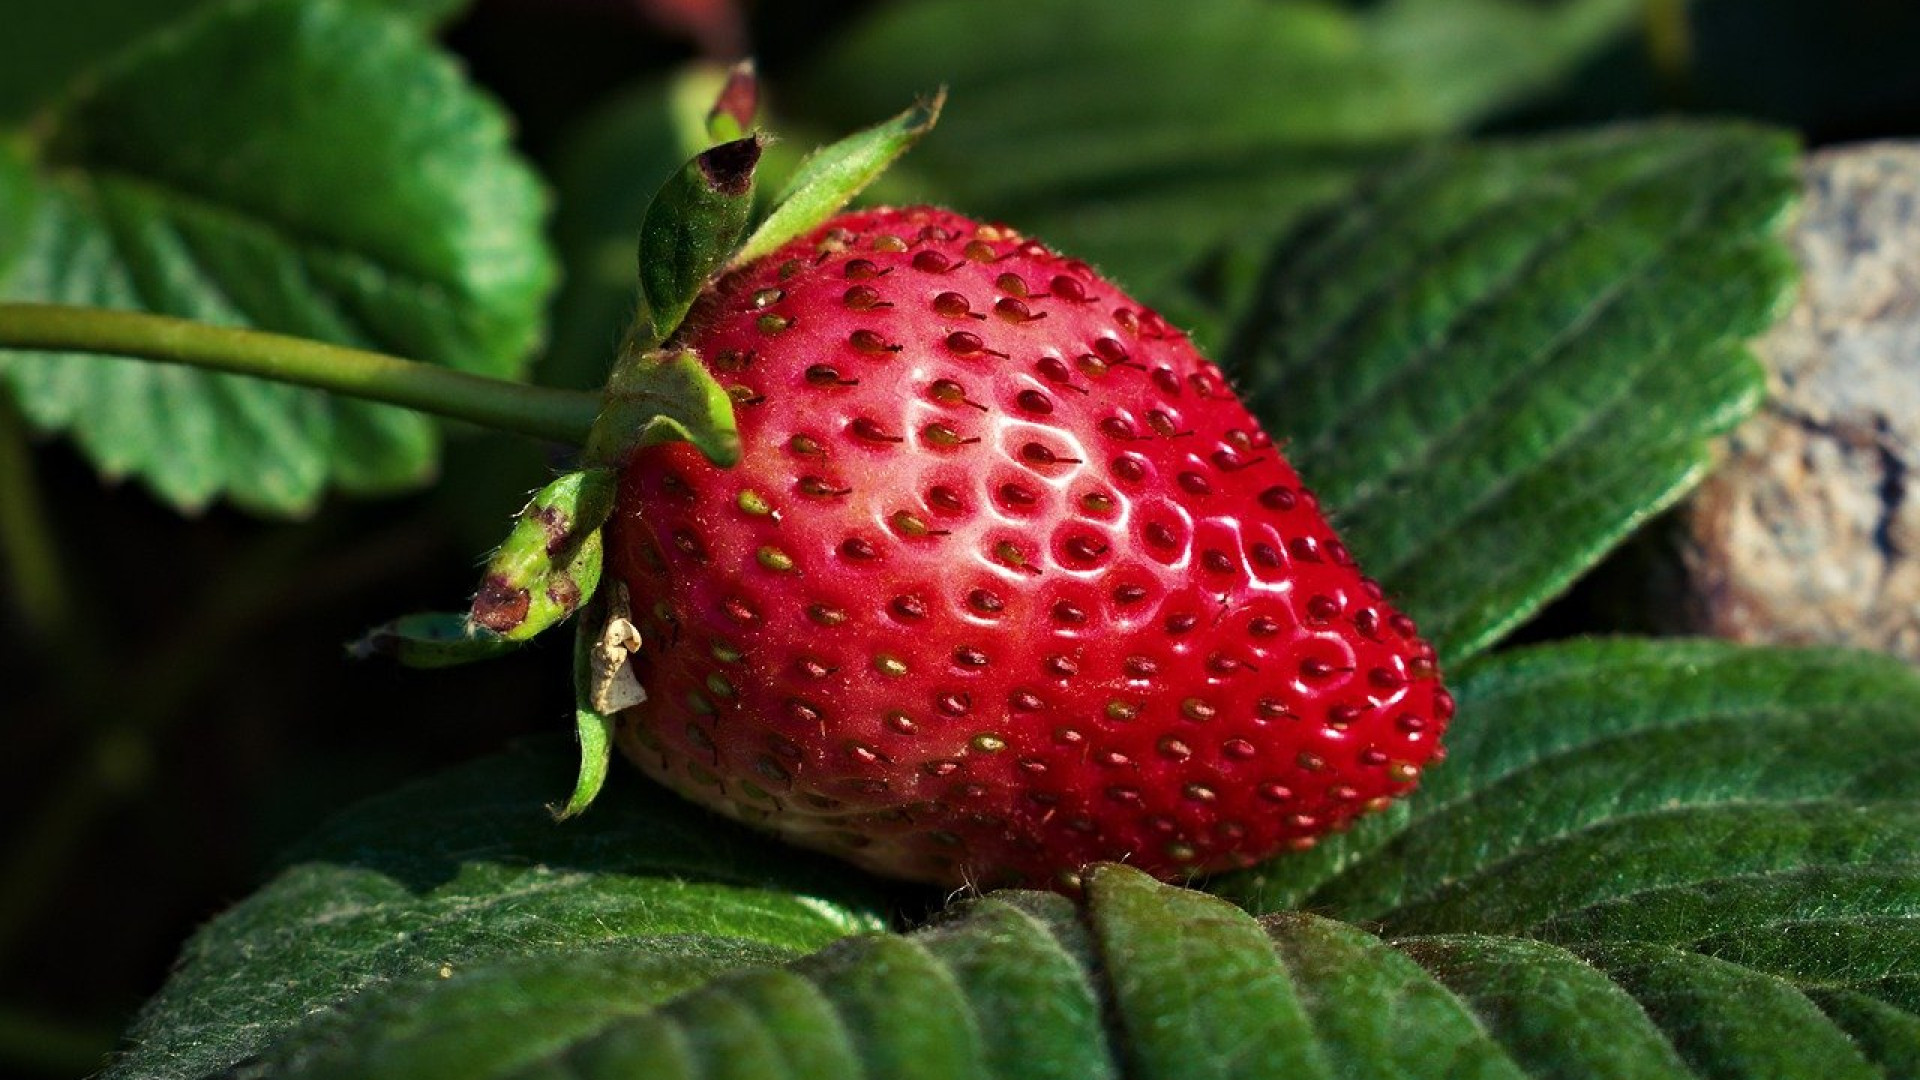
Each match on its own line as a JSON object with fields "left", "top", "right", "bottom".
{"left": 469, "top": 468, "right": 617, "bottom": 641}
{"left": 350, "top": 469, "right": 615, "bottom": 670}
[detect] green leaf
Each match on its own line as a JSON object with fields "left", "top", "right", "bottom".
{"left": 1399, "top": 936, "right": 1695, "bottom": 1079}
{"left": 123, "top": 706, "right": 1920, "bottom": 1079}
{"left": 105, "top": 737, "right": 889, "bottom": 1080}
{"left": 796, "top": 0, "right": 1642, "bottom": 299}
{"left": 0, "top": 0, "right": 554, "bottom": 515}
{"left": 635, "top": 136, "right": 763, "bottom": 348}
{"left": 1214, "top": 640, "right": 1920, "bottom": 922}
{"left": 1261, "top": 914, "right": 1528, "bottom": 1079}
{"left": 1573, "top": 943, "right": 1883, "bottom": 1079}
{"left": 234, "top": 943, "right": 787, "bottom": 1080}
{"left": 732, "top": 93, "right": 944, "bottom": 267}
{"left": 242, "top": 889, "right": 1113, "bottom": 1080}
{"left": 0, "top": 0, "right": 468, "bottom": 125}
{"left": 1223, "top": 124, "right": 1798, "bottom": 662}
{"left": 1085, "top": 863, "right": 1319, "bottom": 1078}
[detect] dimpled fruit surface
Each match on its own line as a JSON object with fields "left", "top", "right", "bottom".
{"left": 605, "top": 206, "right": 1450, "bottom": 890}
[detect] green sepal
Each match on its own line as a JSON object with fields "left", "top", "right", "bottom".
{"left": 584, "top": 346, "right": 740, "bottom": 468}
{"left": 706, "top": 60, "right": 759, "bottom": 144}
{"left": 634, "top": 135, "right": 763, "bottom": 349}
{"left": 346, "top": 612, "right": 521, "bottom": 669}
{"left": 732, "top": 90, "right": 945, "bottom": 266}
{"left": 555, "top": 615, "right": 615, "bottom": 821}
{"left": 468, "top": 469, "right": 616, "bottom": 641}
{"left": 554, "top": 582, "right": 646, "bottom": 820}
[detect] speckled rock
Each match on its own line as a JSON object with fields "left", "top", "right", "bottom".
{"left": 1676, "top": 143, "right": 1920, "bottom": 661}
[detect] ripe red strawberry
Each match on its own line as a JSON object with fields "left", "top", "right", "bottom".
{"left": 605, "top": 206, "right": 1450, "bottom": 890}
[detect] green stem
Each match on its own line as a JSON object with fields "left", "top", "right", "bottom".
{"left": 0, "top": 303, "right": 601, "bottom": 445}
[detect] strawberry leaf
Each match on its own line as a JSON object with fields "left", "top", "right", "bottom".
{"left": 796, "top": 0, "right": 1643, "bottom": 298}
{"left": 1224, "top": 124, "right": 1799, "bottom": 663}
{"left": 0, "top": 0, "right": 554, "bottom": 516}
{"left": 1213, "top": 641, "right": 1920, "bottom": 921}
{"left": 117, "top": 636, "right": 1920, "bottom": 1079}
{"left": 0, "top": 0, "right": 470, "bottom": 125}
{"left": 102, "top": 738, "right": 890, "bottom": 1080}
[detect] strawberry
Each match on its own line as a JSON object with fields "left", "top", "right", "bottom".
{"left": 604, "top": 206, "right": 1450, "bottom": 890}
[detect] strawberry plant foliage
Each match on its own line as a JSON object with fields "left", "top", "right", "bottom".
{"left": 113, "top": 642, "right": 1920, "bottom": 1078}
{"left": 104, "top": 739, "right": 891, "bottom": 1080}
{"left": 98, "top": 83, "right": 1918, "bottom": 1071}
{"left": 797, "top": 0, "right": 1645, "bottom": 299}
{"left": 0, "top": 2, "right": 1878, "bottom": 1075}
{"left": 0, "top": 0, "right": 470, "bottom": 126}
{"left": 1224, "top": 123, "right": 1798, "bottom": 663}
{"left": 0, "top": 0, "right": 553, "bottom": 514}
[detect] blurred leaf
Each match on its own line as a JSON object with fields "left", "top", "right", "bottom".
{"left": 0, "top": 0, "right": 554, "bottom": 515}
{"left": 795, "top": 0, "right": 1643, "bottom": 300}
{"left": 105, "top": 737, "right": 890, "bottom": 1080}
{"left": 1223, "top": 124, "right": 1797, "bottom": 661}
{"left": 0, "top": 0, "right": 209, "bottom": 126}
{"left": 0, "top": 0, "right": 475, "bottom": 128}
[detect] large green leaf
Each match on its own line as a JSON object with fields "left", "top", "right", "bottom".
{"left": 1214, "top": 639, "right": 1920, "bottom": 922}
{"left": 1224, "top": 124, "right": 1798, "bottom": 662}
{"left": 117, "top": 642, "right": 1920, "bottom": 1078}
{"left": 103, "top": 738, "right": 890, "bottom": 1080}
{"left": 0, "top": 0, "right": 554, "bottom": 515}
{"left": 795, "top": 0, "right": 1642, "bottom": 299}
{"left": 0, "top": 0, "right": 470, "bottom": 126}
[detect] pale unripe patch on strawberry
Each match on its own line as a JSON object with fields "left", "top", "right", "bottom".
{"left": 606, "top": 206, "right": 1451, "bottom": 890}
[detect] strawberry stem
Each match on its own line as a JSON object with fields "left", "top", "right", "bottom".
{"left": 0, "top": 303, "right": 603, "bottom": 445}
